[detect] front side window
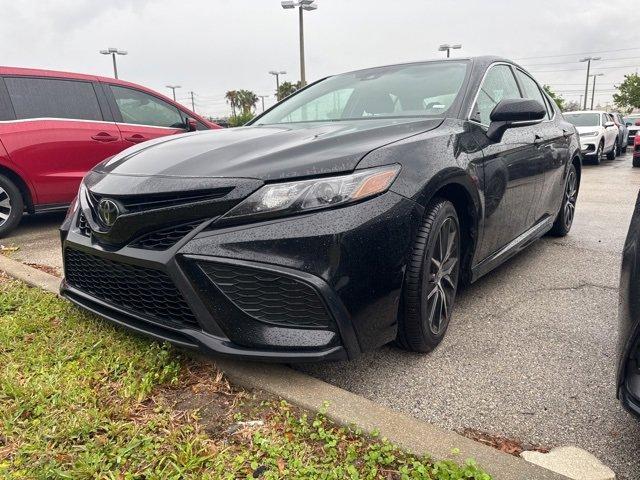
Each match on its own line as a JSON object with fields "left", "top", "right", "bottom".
{"left": 564, "top": 113, "right": 600, "bottom": 127}
{"left": 254, "top": 61, "right": 469, "bottom": 125}
{"left": 516, "top": 70, "right": 550, "bottom": 120}
{"left": 110, "top": 85, "right": 184, "bottom": 128}
{"left": 471, "top": 64, "right": 522, "bottom": 125}
{"left": 5, "top": 77, "right": 102, "bottom": 121}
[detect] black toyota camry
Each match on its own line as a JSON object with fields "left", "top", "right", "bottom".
{"left": 60, "top": 56, "right": 581, "bottom": 362}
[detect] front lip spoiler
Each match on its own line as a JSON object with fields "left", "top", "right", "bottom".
{"left": 60, "top": 281, "right": 348, "bottom": 363}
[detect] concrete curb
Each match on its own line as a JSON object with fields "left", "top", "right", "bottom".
{"left": 0, "top": 254, "right": 568, "bottom": 480}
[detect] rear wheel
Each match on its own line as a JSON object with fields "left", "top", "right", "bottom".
{"left": 633, "top": 157, "right": 640, "bottom": 168}
{"left": 0, "top": 174, "right": 23, "bottom": 238}
{"left": 549, "top": 163, "right": 578, "bottom": 237}
{"left": 397, "top": 198, "right": 460, "bottom": 352}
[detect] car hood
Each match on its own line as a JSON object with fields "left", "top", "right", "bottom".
{"left": 95, "top": 118, "right": 443, "bottom": 181}
{"left": 574, "top": 126, "right": 602, "bottom": 134}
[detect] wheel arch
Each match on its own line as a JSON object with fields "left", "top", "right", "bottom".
{"left": 0, "top": 163, "right": 35, "bottom": 213}
{"left": 412, "top": 169, "right": 482, "bottom": 286}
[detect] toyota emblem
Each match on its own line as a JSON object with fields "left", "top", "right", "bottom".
{"left": 97, "top": 199, "right": 120, "bottom": 227}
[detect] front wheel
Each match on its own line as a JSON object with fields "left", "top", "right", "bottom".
{"left": 0, "top": 174, "right": 23, "bottom": 238}
{"left": 549, "top": 163, "right": 578, "bottom": 237}
{"left": 607, "top": 142, "right": 617, "bottom": 160}
{"left": 593, "top": 141, "right": 603, "bottom": 165}
{"left": 397, "top": 198, "right": 460, "bottom": 352}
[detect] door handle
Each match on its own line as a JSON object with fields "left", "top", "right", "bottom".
{"left": 125, "top": 134, "right": 148, "bottom": 144}
{"left": 91, "top": 132, "right": 118, "bottom": 142}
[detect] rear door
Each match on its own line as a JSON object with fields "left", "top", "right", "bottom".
{"left": 104, "top": 84, "right": 188, "bottom": 147}
{"left": 603, "top": 113, "right": 618, "bottom": 151}
{"left": 0, "top": 75, "right": 123, "bottom": 206}
{"left": 471, "top": 64, "right": 546, "bottom": 260}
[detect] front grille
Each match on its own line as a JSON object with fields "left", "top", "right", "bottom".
{"left": 88, "top": 188, "right": 234, "bottom": 214}
{"left": 129, "top": 220, "right": 203, "bottom": 251}
{"left": 65, "top": 248, "right": 198, "bottom": 329}
{"left": 77, "top": 213, "right": 91, "bottom": 237}
{"left": 198, "top": 262, "right": 333, "bottom": 329}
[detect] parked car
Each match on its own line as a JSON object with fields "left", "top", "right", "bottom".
{"left": 611, "top": 112, "right": 629, "bottom": 153}
{"left": 625, "top": 114, "right": 640, "bottom": 147}
{"left": 563, "top": 110, "right": 619, "bottom": 163}
{"left": 60, "top": 56, "right": 581, "bottom": 362}
{"left": 618, "top": 189, "right": 640, "bottom": 417}
{"left": 634, "top": 134, "right": 640, "bottom": 167}
{"left": 0, "top": 66, "right": 220, "bottom": 237}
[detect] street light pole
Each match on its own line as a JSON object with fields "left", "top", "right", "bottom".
{"left": 590, "top": 73, "right": 604, "bottom": 110}
{"left": 99, "top": 47, "right": 127, "bottom": 79}
{"left": 438, "top": 43, "right": 462, "bottom": 58}
{"left": 281, "top": 0, "right": 317, "bottom": 87}
{"left": 166, "top": 85, "right": 181, "bottom": 101}
{"left": 188, "top": 91, "right": 196, "bottom": 113}
{"left": 258, "top": 95, "right": 268, "bottom": 112}
{"left": 269, "top": 70, "right": 287, "bottom": 99}
{"left": 579, "top": 56, "right": 601, "bottom": 110}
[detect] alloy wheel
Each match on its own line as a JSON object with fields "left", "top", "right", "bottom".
{"left": 0, "top": 186, "right": 11, "bottom": 227}
{"left": 424, "top": 217, "right": 459, "bottom": 335}
{"left": 563, "top": 169, "right": 577, "bottom": 230}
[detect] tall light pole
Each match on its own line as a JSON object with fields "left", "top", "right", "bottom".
{"left": 269, "top": 70, "right": 287, "bottom": 99}
{"left": 438, "top": 44, "right": 462, "bottom": 58}
{"left": 99, "top": 47, "right": 127, "bottom": 79}
{"left": 166, "top": 85, "right": 181, "bottom": 101}
{"left": 579, "top": 56, "right": 601, "bottom": 110}
{"left": 188, "top": 91, "right": 196, "bottom": 113}
{"left": 281, "top": 0, "right": 317, "bottom": 87}
{"left": 590, "top": 73, "right": 604, "bottom": 110}
{"left": 258, "top": 95, "right": 269, "bottom": 112}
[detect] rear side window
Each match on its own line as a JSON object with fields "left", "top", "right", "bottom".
{"left": 515, "top": 70, "right": 550, "bottom": 120}
{"left": 4, "top": 77, "right": 103, "bottom": 121}
{"left": 471, "top": 65, "right": 521, "bottom": 125}
{"left": 110, "top": 85, "right": 184, "bottom": 128}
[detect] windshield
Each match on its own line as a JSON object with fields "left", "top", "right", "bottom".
{"left": 253, "top": 61, "right": 469, "bottom": 125}
{"left": 564, "top": 113, "right": 600, "bottom": 127}
{"left": 624, "top": 115, "right": 640, "bottom": 126}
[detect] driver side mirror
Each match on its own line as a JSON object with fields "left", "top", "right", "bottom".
{"left": 185, "top": 118, "right": 197, "bottom": 132}
{"left": 486, "top": 99, "right": 546, "bottom": 142}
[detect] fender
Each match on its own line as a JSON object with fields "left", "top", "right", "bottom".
{"left": 0, "top": 140, "right": 39, "bottom": 209}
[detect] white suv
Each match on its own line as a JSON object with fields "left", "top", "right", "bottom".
{"left": 625, "top": 114, "right": 640, "bottom": 147}
{"left": 564, "top": 110, "right": 620, "bottom": 164}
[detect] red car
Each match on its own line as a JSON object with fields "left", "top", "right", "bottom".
{"left": 0, "top": 66, "right": 220, "bottom": 236}
{"left": 634, "top": 130, "right": 640, "bottom": 167}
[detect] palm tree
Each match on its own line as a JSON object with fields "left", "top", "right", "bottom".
{"left": 237, "top": 90, "right": 259, "bottom": 116}
{"left": 277, "top": 81, "right": 302, "bottom": 101}
{"left": 225, "top": 90, "right": 239, "bottom": 117}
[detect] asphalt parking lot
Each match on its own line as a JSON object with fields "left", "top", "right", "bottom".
{"left": 2, "top": 151, "right": 640, "bottom": 478}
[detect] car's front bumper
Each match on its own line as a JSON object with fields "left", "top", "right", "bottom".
{"left": 580, "top": 137, "right": 599, "bottom": 155}
{"left": 60, "top": 191, "right": 421, "bottom": 362}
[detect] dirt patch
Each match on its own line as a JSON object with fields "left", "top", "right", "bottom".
{"left": 24, "top": 263, "right": 61, "bottom": 277}
{"left": 461, "top": 428, "right": 550, "bottom": 456}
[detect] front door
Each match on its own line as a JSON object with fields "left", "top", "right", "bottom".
{"left": 469, "top": 64, "right": 545, "bottom": 260}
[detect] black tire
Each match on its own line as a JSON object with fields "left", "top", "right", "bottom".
{"left": 593, "top": 141, "right": 603, "bottom": 165}
{"left": 622, "top": 142, "right": 627, "bottom": 153}
{"left": 549, "top": 163, "right": 578, "bottom": 237}
{"left": 397, "top": 198, "right": 460, "bottom": 352}
{"left": 607, "top": 142, "right": 616, "bottom": 160}
{"left": 0, "top": 174, "right": 23, "bottom": 238}
{"left": 633, "top": 157, "right": 640, "bottom": 168}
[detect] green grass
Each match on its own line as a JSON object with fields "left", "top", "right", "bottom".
{"left": 0, "top": 278, "right": 491, "bottom": 479}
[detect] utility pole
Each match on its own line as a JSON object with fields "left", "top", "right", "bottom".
{"left": 258, "top": 95, "right": 269, "bottom": 112}
{"left": 99, "top": 47, "right": 127, "bottom": 79}
{"left": 281, "top": 0, "right": 317, "bottom": 87}
{"left": 580, "top": 56, "right": 601, "bottom": 110}
{"left": 166, "top": 85, "right": 181, "bottom": 101}
{"left": 189, "top": 91, "right": 196, "bottom": 113}
{"left": 590, "top": 73, "right": 604, "bottom": 110}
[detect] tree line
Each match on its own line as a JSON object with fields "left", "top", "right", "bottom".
{"left": 224, "top": 81, "right": 302, "bottom": 127}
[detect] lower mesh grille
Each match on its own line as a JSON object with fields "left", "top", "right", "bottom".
{"left": 64, "top": 248, "right": 198, "bottom": 329}
{"left": 198, "top": 262, "right": 333, "bottom": 328}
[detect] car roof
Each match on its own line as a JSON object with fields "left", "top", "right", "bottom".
{"left": 565, "top": 110, "right": 609, "bottom": 114}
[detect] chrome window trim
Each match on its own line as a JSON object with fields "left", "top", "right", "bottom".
{"left": 0, "top": 117, "right": 181, "bottom": 130}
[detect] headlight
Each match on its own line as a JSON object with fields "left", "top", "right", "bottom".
{"left": 580, "top": 131, "right": 598, "bottom": 137}
{"left": 222, "top": 164, "right": 401, "bottom": 222}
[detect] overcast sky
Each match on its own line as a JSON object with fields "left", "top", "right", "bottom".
{"left": 1, "top": 0, "right": 639, "bottom": 117}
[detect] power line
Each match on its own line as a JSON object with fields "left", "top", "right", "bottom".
{"left": 529, "top": 64, "right": 640, "bottom": 73}
{"left": 522, "top": 56, "right": 640, "bottom": 67}
{"left": 514, "top": 47, "right": 640, "bottom": 61}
